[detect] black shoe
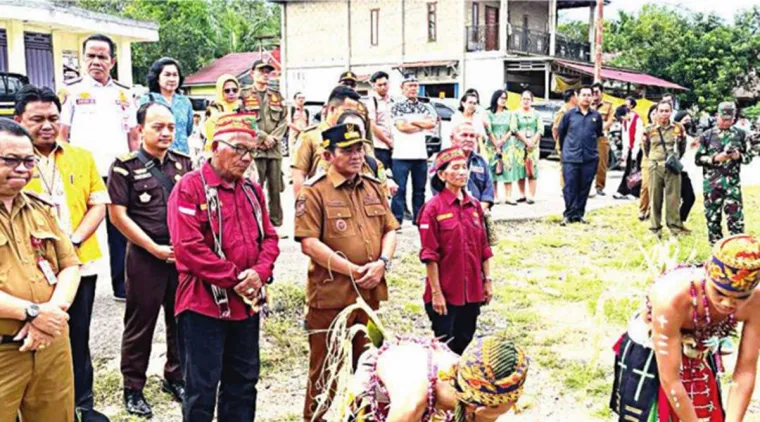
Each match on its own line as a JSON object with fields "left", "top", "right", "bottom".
{"left": 161, "top": 379, "right": 186, "bottom": 403}
{"left": 77, "top": 408, "right": 110, "bottom": 422}
{"left": 124, "top": 389, "right": 153, "bottom": 419}
{"left": 526, "top": 198, "right": 535, "bottom": 204}
{"left": 560, "top": 218, "right": 570, "bottom": 227}
{"left": 597, "top": 189, "right": 606, "bottom": 196}
{"left": 578, "top": 218, "right": 590, "bottom": 225}
{"left": 516, "top": 197, "right": 527, "bottom": 203}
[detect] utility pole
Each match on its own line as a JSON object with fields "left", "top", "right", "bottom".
{"left": 594, "top": 0, "right": 604, "bottom": 82}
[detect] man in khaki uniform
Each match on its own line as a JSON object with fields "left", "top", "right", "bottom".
{"left": 242, "top": 59, "right": 287, "bottom": 230}
{"left": 295, "top": 123, "right": 398, "bottom": 422}
{"left": 0, "top": 119, "right": 81, "bottom": 422}
{"left": 292, "top": 86, "right": 362, "bottom": 196}
{"left": 642, "top": 101, "right": 689, "bottom": 237}
{"left": 591, "top": 82, "right": 615, "bottom": 196}
{"left": 553, "top": 89, "right": 578, "bottom": 189}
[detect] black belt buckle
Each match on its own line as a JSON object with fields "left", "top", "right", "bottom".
{"left": 0, "top": 335, "right": 21, "bottom": 345}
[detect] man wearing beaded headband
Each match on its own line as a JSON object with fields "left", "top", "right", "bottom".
{"left": 167, "top": 111, "right": 280, "bottom": 421}
{"left": 611, "top": 234, "right": 760, "bottom": 422}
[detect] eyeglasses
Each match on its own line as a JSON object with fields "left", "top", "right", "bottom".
{"left": 216, "top": 139, "right": 256, "bottom": 158}
{"left": 0, "top": 155, "right": 39, "bottom": 169}
{"left": 224, "top": 88, "right": 239, "bottom": 94}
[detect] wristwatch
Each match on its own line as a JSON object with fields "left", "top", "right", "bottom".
{"left": 70, "top": 234, "right": 83, "bottom": 248}
{"left": 378, "top": 256, "right": 392, "bottom": 272}
{"left": 25, "top": 304, "right": 40, "bottom": 323}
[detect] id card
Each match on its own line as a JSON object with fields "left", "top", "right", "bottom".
{"left": 38, "top": 259, "right": 58, "bottom": 285}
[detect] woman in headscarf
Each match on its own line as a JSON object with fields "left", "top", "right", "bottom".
{"left": 611, "top": 234, "right": 760, "bottom": 422}
{"left": 203, "top": 74, "right": 241, "bottom": 146}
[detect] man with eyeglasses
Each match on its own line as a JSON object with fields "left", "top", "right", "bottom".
{"left": 59, "top": 33, "right": 139, "bottom": 302}
{"left": 590, "top": 82, "right": 615, "bottom": 197}
{"left": 15, "top": 84, "right": 111, "bottom": 422}
{"left": 107, "top": 102, "right": 192, "bottom": 418}
{"left": 241, "top": 59, "right": 287, "bottom": 237}
{"left": 0, "top": 119, "right": 82, "bottom": 422}
{"left": 168, "top": 112, "right": 280, "bottom": 422}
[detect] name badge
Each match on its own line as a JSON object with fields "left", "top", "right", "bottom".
{"left": 471, "top": 166, "right": 485, "bottom": 174}
{"left": 38, "top": 259, "right": 58, "bottom": 285}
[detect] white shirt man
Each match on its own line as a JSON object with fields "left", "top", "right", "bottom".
{"left": 60, "top": 75, "right": 137, "bottom": 177}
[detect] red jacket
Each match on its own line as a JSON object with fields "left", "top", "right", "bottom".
{"left": 418, "top": 188, "right": 493, "bottom": 306}
{"left": 167, "top": 162, "right": 280, "bottom": 320}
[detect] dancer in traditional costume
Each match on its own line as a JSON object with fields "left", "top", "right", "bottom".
{"left": 611, "top": 234, "right": 760, "bottom": 421}
{"left": 311, "top": 299, "right": 529, "bottom": 422}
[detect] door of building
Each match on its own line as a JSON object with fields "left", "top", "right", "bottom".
{"left": 24, "top": 32, "right": 55, "bottom": 88}
{"left": 485, "top": 6, "right": 499, "bottom": 51}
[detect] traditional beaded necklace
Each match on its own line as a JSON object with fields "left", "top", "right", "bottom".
{"left": 367, "top": 337, "right": 453, "bottom": 422}
{"left": 690, "top": 279, "right": 737, "bottom": 343}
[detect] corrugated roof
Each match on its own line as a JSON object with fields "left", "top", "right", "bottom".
{"left": 555, "top": 60, "right": 687, "bottom": 91}
{"left": 184, "top": 49, "right": 281, "bottom": 86}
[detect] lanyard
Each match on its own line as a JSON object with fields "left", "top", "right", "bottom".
{"left": 38, "top": 155, "right": 58, "bottom": 197}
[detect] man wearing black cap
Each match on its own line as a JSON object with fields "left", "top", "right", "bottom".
{"left": 242, "top": 59, "right": 287, "bottom": 235}
{"left": 295, "top": 123, "right": 398, "bottom": 422}
{"left": 338, "top": 71, "right": 358, "bottom": 89}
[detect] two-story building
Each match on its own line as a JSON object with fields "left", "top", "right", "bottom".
{"left": 0, "top": 0, "right": 158, "bottom": 90}
{"left": 273, "top": 0, "right": 684, "bottom": 102}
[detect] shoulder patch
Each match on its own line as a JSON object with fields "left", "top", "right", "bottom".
{"left": 303, "top": 172, "right": 327, "bottom": 187}
{"left": 113, "top": 80, "right": 130, "bottom": 90}
{"left": 302, "top": 124, "right": 320, "bottom": 133}
{"left": 64, "top": 77, "right": 83, "bottom": 86}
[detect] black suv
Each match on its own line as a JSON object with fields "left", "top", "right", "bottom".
{"left": 0, "top": 73, "right": 30, "bottom": 119}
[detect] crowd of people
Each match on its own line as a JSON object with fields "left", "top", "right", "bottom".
{"left": 2, "top": 30, "right": 760, "bottom": 422}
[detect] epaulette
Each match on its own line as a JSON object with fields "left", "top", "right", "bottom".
{"left": 64, "top": 77, "right": 83, "bottom": 86}
{"left": 360, "top": 172, "right": 381, "bottom": 184}
{"left": 302, "top": 124, "right": 320, "bottom": 134}
{"left": 118, "top": 151, "right": 139, "bottom": 162}
{"left": 303, "top": 172, "right": 326, "bottom": 187}
{"left": 22, "top": 191, "right": 55, "bottom": 208}
{"left": 113, "top": 80, "right": 130, "bottom": 90}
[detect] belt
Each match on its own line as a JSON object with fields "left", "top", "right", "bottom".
{"left": 0, "top": 335, "right": 22, "bottom": 345}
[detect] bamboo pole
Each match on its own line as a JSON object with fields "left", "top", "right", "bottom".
{"left": 594, "top": 0, "right": 604, "bottom": 82}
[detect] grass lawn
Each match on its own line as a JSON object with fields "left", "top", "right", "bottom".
{"left": 93, "top": 185, "right": 760, "bottom": 421}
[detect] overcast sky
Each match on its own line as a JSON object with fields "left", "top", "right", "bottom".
{"left": 561, "top": 0, "right": 760, "bottom": 23}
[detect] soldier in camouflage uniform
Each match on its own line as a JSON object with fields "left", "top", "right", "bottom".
{"left": 695, "top": 102, "right": 760, "bottom": 245}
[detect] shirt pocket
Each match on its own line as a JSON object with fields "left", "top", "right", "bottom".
{"left": 132, "top": 178, "right": 164, "bottom": 207}
{"left": 30, "top": 229, "right": 61, "bottom": 274}
{"left": 325, "top": 207, "right": 355, "bottom": 239}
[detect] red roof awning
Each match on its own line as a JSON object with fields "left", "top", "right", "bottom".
{"left": 184, "top": 49, "right": 281, "bottom": 86}
{"left": 555, "top": 60, "right": 687, "bottom": 91}
{"left": 393, "top": 60, "right": 458, "bottom": 69}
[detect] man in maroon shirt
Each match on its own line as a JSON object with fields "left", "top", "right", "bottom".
{"left": 167, "top": 112, "right": 280, "bottom": 422}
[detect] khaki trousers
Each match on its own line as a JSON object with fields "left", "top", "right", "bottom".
{"left": 0, "top": 330, "right": 74, "bottom": 422}
{"left": 639, "top": 156, "right": 650, "bottom": 215}
{"left": 648, "top": 162, "right": 683, "bottom": 232}
{"left": 595, "top": 136, "right": 610, "bottom": 190}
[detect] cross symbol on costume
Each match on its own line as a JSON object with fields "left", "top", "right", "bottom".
{"left": 632, "top": 350, "right": 656, "bottom": 402}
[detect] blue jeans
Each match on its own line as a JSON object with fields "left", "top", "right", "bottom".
{"left": 177, "top": 311, "right": 260, "bottom": 422}
{"left": 563, "top": 159, "right": 598, "bottom": 221}
{"left": 391, "top": 159, "right": 427, "bottom": 224}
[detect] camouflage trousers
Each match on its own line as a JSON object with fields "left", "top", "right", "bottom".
{"left": 703, "top": 178, "right": 744, "bottom": 245}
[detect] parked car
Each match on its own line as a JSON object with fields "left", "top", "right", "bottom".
{"left": 188, "top": 96, "right": 209, "bottom": 113}
{"left": 428, "top": 98, "right": 456, "bottom": 149}
{"left": 0, "top": 73, "right": 30, "bottom": 119}
{"left": 533, "top": 101, "right": 562, "bottom": 159}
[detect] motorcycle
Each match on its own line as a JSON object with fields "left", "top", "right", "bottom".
{"left": 608, "top": 121, "right": 624, "bottom": 171}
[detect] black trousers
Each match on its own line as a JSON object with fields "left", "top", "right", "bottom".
{"left": 103, "top": 177, "right": 127, "bottom": 298}
{"left": 425, "top": 302, "right": 481, "bottom": 355}
{"left": 68, "top": 274, "right": 98, "bottom": 409}
{"left": 375, "top": 149, "right": 393, "bottom": 171}
{"left": 563, "top": 159, "right": 598, "bottom": 221}
{"left": 616, "top": 151, "right": 637, "bottom": 197}
{"left": 178, "top": 311, "right": 260, "bottom": 422}
{"left": 680, "top": 171, "right": 695, "bottom": 223}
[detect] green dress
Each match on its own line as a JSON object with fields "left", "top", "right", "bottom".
{"left": 485, "top": 110, "right": 512, "bottom": 183}
{"left": 510, "top": 109, "right": 542, "bottom": 180}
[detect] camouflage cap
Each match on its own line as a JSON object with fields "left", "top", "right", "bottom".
{"left": 718, "top": 102, "right": 736, "bottom": 118}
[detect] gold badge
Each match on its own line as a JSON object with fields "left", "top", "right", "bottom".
{"left": 139, "top": 192, "right": 151, "bottom": 203}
